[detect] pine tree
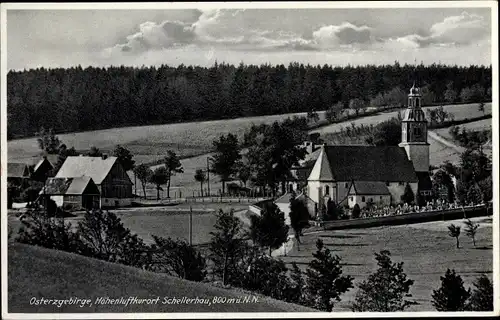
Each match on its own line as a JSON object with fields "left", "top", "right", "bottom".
{"left": 249, "top": 202, "right": 289, "bottom": 256}
{"left": 401, "top": 183, "right": 415, "bottom": 204}
{"left": 352, "top": 250, "right": 415, "bottom": 311}
{"left": 467, "top": 274, "right": 493, "bottom": 311}
{"left": 432, "top": 269, "right": 470, "bottom": 311}
{"left": 304, "top": 239, "right": 354, "bottom": 311}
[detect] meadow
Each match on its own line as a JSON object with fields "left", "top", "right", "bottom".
{"left": 434, "top": 118, "right": 493, "bottom": 142}
{"left": 7, "top": 110, "right": 328, "bottom": 165}
{"left": 8, "top": 243, "right": 315, "bottom": 313}
{"left": 282, "top": 216, "right": 493, "bottom": 311}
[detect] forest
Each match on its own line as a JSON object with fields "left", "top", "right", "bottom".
{"left": 7, "top": 62, "right": 491, "bottom": 139}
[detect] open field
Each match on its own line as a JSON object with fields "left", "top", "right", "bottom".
{"left": 282, "top": 216, "right": 493, "bottom": 311}
{"left": 7, "top": 243, "right": 315, "bottom": 313}
{"left": 434, "top": 118, "right": 493, "bottom": 141}
{"left": 311, "top": 103, "right": 491, "bottom": 135}
{"left": 7, "top": 110, "right": 327, "bottom": 165}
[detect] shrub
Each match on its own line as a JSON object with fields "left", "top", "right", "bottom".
{"left": 352, "top": 250, "right": 416, "bottom": 311}
{"left": 304, "top": 239, "right": 354, "bottom": 311}
{"left": 16, "top": 207, "right": 84, "bottom": 254}
{"left": 249, "top": 202, "right": 289, "bottom": 256}
{"left": 351, "top": 204, "right": 361, "bottom": 219}
{"left": 432, "top": 269, "right": 470, "bottom": 311}
{"left": 467, "top": 275, "right": 493, "bottom": 311}
{"left": 148, "top": 236, "right": 206, "bottom": 281}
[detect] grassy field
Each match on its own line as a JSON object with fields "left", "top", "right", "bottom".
{"left": 7, "top": 110, "right": 328, "bottom": 165}
{"left": 311, "top": 103, "right": 491, "bottom": 135}
{"left": 7, "top": 243, "right": 315, "bottom": 313}
{"left": 434, "top": 118, "right": 493, "bottom": 142}
{"left": 281, "top": 217, "right": 493, "bottom": 312}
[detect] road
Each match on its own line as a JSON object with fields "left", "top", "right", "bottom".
{"left": 428, "top": 130, "right": 464, "bottom": 153}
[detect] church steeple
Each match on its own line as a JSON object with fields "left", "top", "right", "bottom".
{"left": 399, "top": 82, "right": 430, "bottom": 173}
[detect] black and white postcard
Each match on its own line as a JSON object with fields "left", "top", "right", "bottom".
{"left": 1, "top": 1, "right": 498, "bottom": 319}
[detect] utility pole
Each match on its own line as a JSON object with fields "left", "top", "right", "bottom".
{"left": 189, "top": 206, "right": 193, "bottom": 246}
{"left": 207, "top": 157, "right": 210, "bottom": 196}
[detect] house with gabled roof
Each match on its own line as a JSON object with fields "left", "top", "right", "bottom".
{"left": 7, "top": 163, "right": 31, "bottom": 186}
{"left": 39, "top": 176, "right": 100, "bottom": 211}
{"left": 31, "top": 156, "right": 55, "bottom": 182}
{"left": 347, "top": 181, "right": 392, "bottom": 209}
{"left": 55, "top": 155, "right": 133, "bottom": 207}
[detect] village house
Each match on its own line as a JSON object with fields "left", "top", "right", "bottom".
{"left": 30, "top": 156, "right": 55, "bottom": 183}
{"left": 54, "top": 155, "right": 133, "bottom": 207}
{"left": 7, "top": 163, "right": 31, "bottom": 186}
{"left": 39, "top": 176, "right": 100, "bottom": 211}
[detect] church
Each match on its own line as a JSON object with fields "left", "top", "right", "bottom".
{"left": 298, "top": 83, "right": 433, "bottom": 214}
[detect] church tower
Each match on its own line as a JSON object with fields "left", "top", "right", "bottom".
{"left": 398, "top": 82, "right": 430, "bottom": 173}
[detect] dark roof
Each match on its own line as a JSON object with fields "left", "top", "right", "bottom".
{"left": 8, "top": 163, "right": 30, "bottom": 178}
{"left": 324, "top": 146, "right": 418, "bottom": 182}
{"left": 416, "top": 172, "right": 432, "bottom": 191}
{"left": 349, "top": 181, "right": 391, "bottom": 195}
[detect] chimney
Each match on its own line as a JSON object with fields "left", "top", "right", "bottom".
{"left": 102, "top": 153, "right": 108, "bottom": 160}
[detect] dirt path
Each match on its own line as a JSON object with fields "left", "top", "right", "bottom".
{"left": 428, "top": 130, "right": 464, "bottom": 153}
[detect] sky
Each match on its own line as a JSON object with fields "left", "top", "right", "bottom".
{"left": 5, "top": 5, "right": 493, "bottom": 70}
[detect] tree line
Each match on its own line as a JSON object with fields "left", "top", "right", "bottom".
{"left": 7, "top": 62, "right": 491, "bottom": 139}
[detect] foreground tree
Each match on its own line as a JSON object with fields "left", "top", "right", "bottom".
{"left": 432, "top": 269, "right": 470, "bottom": 311}
{"left": 148, "top": 235, "right": 206, "bottom": 281}
{"left": 463, "top": 219, "right": 480, "bottom": 247}
{"left": 133, "top": 164, "right": 153, "bottom": 199}
{"left": 164, "top": 150, "right": 184, "bottom": 198}
{"left": 149, "top": 167, "right": 169, "bottom": 200}
{"left": 447, "top": 224, "right": 461, "bottom": 249}
{"left": 289, "top": 194, "right": 310, "bottom": 250}
{"left": 249, "top": 202, "right": 289, "bottom": 256}
{"left": 208, "top": 209, "right": 247, "bottom": 285}
{"left": 210, "top": 133, "right": 241, "bottom": 195}
{"left": 467, "top": 275, "right": 493, "bottom": 311}
{"left": 304, "top": 239, "right": 354, "bottom": 311}
{"left": 194, "top": 169, "right": 206, "bottom": 197}
{"left": 352, "top": 250, "right": 415, "bottom": 312}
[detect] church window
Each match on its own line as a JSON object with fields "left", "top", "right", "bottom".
{"left": 345, "top": 182, "right": 348, "bottom": 188}
{"left": 413, "top": 127, "right": 422, "bottom": 138}
{"left": 361, "top": 196, "right": 365, "bottom": 202}
{"left": 349, "top": 196, "right": 353, "bottom": 201}
{"left": 325, "top": 186, "right": 330, "bottom": 195}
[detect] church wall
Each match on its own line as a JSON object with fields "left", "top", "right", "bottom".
{"left": 387, "top": 182, "right": 418, "bottom": 204}
{"left": 348, "top": 194, "right": 391, "bottom": 209}
{"left": 402, "top": 144, "right": 430, "bottom": 173}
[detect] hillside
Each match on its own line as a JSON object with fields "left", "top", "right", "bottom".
{"left": 7, "top": 243, "right": 316, "bottom": 313}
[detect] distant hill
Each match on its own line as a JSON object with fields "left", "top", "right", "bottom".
{"left": 7, "top": 243, "right": 316, "bottom": 313}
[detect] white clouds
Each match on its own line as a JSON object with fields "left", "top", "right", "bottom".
{"left": 312, "top": 23, "right": 373, "bottom": 47}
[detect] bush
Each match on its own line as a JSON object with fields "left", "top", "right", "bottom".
{"left": 351, "top": 204, "right": 361, "bottom": 219}
{"left": 76, "top": 209, "right": 150, "bottom": 268}
{"left": 432, "top": 269, "right": 470, "bottom": 311}
{"left": 467, "top": 275, "right": 493, "bottom": 311}
{"left": 303, "top": 239, "right": 354, "bottom": 311}
{"left": 352, "top": 250, "right": 416, "bottom": 311}
{"left": 16, "top": 207, "right": 84, "bottom": 254}
{"left": 148, "top": 236, "right": 206, "bottom": 281}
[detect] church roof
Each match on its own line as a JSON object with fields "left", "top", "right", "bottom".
{"left": 308, "top": 145, "right": 418, "bottom": 182}
{"left": 349, "top": 181, "right": 391, "bottom": 195}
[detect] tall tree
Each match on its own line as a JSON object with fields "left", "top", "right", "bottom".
{"left": 36, "top": 127, "right": 61, "bottom": 154}
{"left": 249, "top": 202, "right": 289, "bottom": 256}
{"left": 289, "top": 194, "right": 310, "bottom": 250}
{"left": 164, "top": 150, "right": 184, "bottom": 198}
{"left": 210, "top": 133, "right": 241, "bottom": 195}
{"left": 447, "top": 224, "right": 461, "bottom": 249}
{"left": 352, "top": 250, "right": 415, "bottom": 311}
{"left": 208, "top": 209, "right": 246, "bottom": 285}
{"left": 463, "top": 219, "right": 479, "bottom": 247}
{"left": 149, "top": 167, "right": 169, "bottom": 201}
{"left": 113, "top": 145, "right": 136, "bottom": 171}
{"left": 432, "top": 269, "right": 470, "bottom": 311}
{"left": 133, "top": 164, "right": 152, "bottom": 199}
{"left": 194, "top": 169, "right": 206, "bottom": 197}
{"left": 304, "top": 239, "right": 354, "bottom": 311}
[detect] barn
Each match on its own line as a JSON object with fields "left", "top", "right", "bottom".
{"left": 39, "top": 177, "right": 100, "bottom": 211}
{"left": 55, "top": 155, "right": 133, "bottom": 207}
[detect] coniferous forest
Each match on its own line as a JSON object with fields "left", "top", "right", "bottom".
{"left": 7, "top": 62, "right": 491, "bottom": 139}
